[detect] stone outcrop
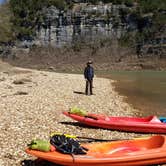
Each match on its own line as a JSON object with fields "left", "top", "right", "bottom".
{"left": 36, "top": 3, "right": 130, "bottom": 47}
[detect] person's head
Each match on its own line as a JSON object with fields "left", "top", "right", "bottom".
{"left": 87, "top": 60, "right": 93, "bottom": 66}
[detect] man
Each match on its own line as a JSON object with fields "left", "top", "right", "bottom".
{"left": 84, "top": 60, "right": 94, "bottom": 95}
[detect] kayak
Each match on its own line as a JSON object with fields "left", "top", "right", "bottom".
{"left": 26, "top": 135, "right": 166, "bottom": 166}
{"left": 63, "top": 112, "right": 166, "bottom": 133}
{"left": 160, "top": 117, "right": 166, "bottom": 123}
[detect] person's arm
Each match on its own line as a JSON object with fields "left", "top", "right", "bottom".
{"left": 92, "top": 67, "right": 94, "bottom": 78}
{"left": 84, "top": 67, "right": 87, "bottom": 79}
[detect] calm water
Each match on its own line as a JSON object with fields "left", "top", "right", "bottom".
{"left": 102, "top": 71, "right": 166, "bottom": 116}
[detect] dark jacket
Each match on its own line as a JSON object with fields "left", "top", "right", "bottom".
{"left": 84, "top": 65, "right": 94, "bottom": 81}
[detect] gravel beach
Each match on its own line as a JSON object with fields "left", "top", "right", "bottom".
{"left": 0, "top": 61, "right": 153, "bottom": 166}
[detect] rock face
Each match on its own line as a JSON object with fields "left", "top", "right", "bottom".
{"left": 36, "top": 3, "right": 129, "bottom": 47}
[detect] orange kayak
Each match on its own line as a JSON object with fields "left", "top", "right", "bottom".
{"left": 63, "top": 111, "right": 166, "bottom": 133}
{"left": 26, "top": 135, "right": 166, "bottom": 166}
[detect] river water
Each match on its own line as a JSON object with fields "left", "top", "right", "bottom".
{"left": 103, "top": 71, "right": 166, "bottom": 117}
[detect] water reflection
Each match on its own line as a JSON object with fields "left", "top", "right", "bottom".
{"left": 108, "top": 71, "right": 166, "bottom": 116}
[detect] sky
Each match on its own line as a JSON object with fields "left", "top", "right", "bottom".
{"left": 0, "top": 0, "right": 5, "bottom": 4}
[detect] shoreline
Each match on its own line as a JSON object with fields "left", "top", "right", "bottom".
{"left": 105, "top": 71, "right": 166, "bottom": 117}
{"left": 0, "top": 62, "right": 152, "bottom": 166}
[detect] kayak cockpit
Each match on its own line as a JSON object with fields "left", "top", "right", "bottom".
{"left": 86, "top": 135, "right": 165, "bottom": 157}
{"left": 83, "top": 114, "right": 162, "bottom": 123}
{"left": 107, "top": 115, "right": 162, "bottom": 123}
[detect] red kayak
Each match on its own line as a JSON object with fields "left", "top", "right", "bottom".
{"left": 63, "top": 112, "right": 166, "bottom": 133}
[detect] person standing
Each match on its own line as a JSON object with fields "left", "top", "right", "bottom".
{"left": 84, "top": 60, "right": 94, "bottom": 95}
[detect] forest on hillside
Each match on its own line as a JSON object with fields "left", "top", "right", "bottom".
{"left": 0, "top": 0, "right": 166, "bottom": 60}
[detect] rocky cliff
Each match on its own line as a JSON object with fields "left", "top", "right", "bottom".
{"left": 35, "top": 3, "right": 130, "bottom": 47}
